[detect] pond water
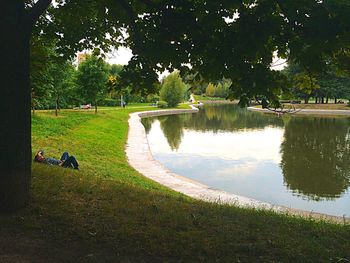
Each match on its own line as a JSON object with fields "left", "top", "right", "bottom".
{"left": 142, "top": 104, "right": 350, "bottom": 217}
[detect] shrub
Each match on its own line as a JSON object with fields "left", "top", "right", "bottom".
{"left": 160, "top": 72, "right": 185, "bottom": 107}
{"left": 157, "top": 101, "right": 168, "bottom": 108}
{"left": 205, "top": 83, "right": 216, "bottom": 97}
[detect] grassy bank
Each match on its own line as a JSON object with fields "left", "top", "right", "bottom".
{"left": 1, "top": 105, "right": 349, "bottom": 262}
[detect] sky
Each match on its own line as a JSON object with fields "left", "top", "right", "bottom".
{"left": 106, "top": 47, "right": 287, "bottom": 75}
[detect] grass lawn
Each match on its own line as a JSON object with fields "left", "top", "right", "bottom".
{"left": 1, "top": 105, "right": 349, "bottom": 262}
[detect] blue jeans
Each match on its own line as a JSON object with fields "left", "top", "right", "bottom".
{"left": 60, "top": 152, "right": 79, "bottom": 169}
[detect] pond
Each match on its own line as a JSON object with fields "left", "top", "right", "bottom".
{"left": 141, "top": 104, "right": 350, "bottom": 217}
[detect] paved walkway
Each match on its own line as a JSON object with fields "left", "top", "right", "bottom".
{"left": 125, "top": 107, "right": 349, "bottom": 223}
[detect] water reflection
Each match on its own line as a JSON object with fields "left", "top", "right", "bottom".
{"left": 184, "top": 104, "right": 284, "bottom": 132}
{"left": 281, "top": 117, "right": 350, "bottom": 200}
{"left": 159, "top": 115, "right": 185, "bottom": 151}
{"left": 142, "top": 104, "right": 350, "bottom": 216}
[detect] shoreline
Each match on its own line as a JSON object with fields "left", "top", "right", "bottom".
{"left": 248, "top": 106, "right": 350, "bottom": 116}
{"left": 126, "top": 106, "right": 349, "bottom": 224}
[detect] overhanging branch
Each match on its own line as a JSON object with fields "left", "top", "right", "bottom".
{"left": 117, "top": 0, "right": 142, "bottom": 53}
{"left": 27, "top": 0, "right": 52, "bottom": 27}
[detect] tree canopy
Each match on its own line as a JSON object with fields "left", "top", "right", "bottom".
{"left": 31, "top": 0, "right": 350, "bottom": 104}
{"left": 76, "top": 54, "right": 109, "bottom": 113}
{"left": 160, "top": 71, "right": 185, "bottom": 107}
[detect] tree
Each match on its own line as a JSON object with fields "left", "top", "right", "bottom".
{"left": 317, "top": 71, "right": 350, "bottom": 104}
{"left": 205, "top": 83, "right": 216, "bottom": 97}
{"left": 293, "top": 73, "right": 319, "bottom": 104}
{"left": 1, "top": 0, "right": 350, "bottom": 211}
{"left": 160, "top": 72, "right": 185, "bottom": 107}
{"left": 106, "top": 64, "right": 124, "bottom": 97}
{"left": 284, "top": 61, "right": 350, "bottom": 104}
{"left": 76, "top": 54, "right": 109, "bottom": 113}
{"left": 51, "top": 61, "right": 76, "bottom": 116}
{"left": 29, "top": 35, "right": 55, "bottom": 113}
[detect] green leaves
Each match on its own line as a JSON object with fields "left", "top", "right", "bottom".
{"left": 75, "top": 54, "right": 109, "bottom": 110}
{"left": 30, "top": 0, "right": 350, "bottom": 104}
{"left": 160, "top": 71, "right": 185, "bottom": 107}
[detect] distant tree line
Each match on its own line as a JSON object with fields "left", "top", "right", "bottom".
{"left": 30, "top": 41, "right": 163, "bottom": 114}
{"left": 281, "top": 61, "right": 350, "bottom": 104}
{"left": 30, "top": 35, "right": 350, "bottom": 112}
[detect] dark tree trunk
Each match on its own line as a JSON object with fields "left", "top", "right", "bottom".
{"left": 0, "top": 1, "right": 32, "bottom": 211}
{"left": 335, "top": 97, "right": 337, "bottom": 104}
{"left": 94, "top": 99, "right": 98, "bottom": 114}
{"left": 55, "top": 96, "right": 59, "bottom": 116}
{"left": 0, "top": 0, "right": 51, "bottom": 212}
{"left": 321, "top": 97, "right": 324, "bottom": 104}
{"left": 326, "top": 97, "right": 329, "bottom": 104}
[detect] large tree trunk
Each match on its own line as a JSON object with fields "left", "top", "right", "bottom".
{"left": 0, "top": 1, "right": 32, "bottom": 211}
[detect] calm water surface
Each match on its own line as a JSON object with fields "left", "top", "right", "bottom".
{"left": 142, "top": 104, "right": 350, "bottom": 217}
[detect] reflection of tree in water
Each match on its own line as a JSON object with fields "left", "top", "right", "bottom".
{"left": 281, "top": 117, "right": 350, "bottom": 200}
{"left": 141, "top": 117, "right": 156, "bottom": 134}
{"left": 148, "top": 104, "right": 284, "bottom": 150}
{"left": 159, "top": 115, "right": 186, "bottom": 151}
{"left": 185, "top": 104, "right": 284, "bottom": 132}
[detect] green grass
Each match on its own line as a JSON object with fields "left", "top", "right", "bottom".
{"left": 1, "top": 105, "right": 349, "bottom": 262}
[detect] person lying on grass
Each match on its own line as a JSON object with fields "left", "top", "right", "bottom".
{"left": 34, "top": 150, "right": 79, "bottom": 170}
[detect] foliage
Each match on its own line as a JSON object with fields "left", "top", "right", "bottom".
{"left": 98, "top": 98, "right": 120, "bottom": 107}
{"left": 26, "top": 0, "right": 350, "bottom": 105}
{"left": 160, "top": 72, "right": 185, "bottom": 107}
{"left": 50, "top": 61, "right": 77, "bottom": 113}
{"left": 317, "top": 71, "right": 350, "bottom": 103}
{"left": 30, "top": 36, "right": 55, "bottom": 111}
{"left": 75, "top": 54, "right": 109, "bottom": 113}
{"left": 156, "top": 101, "right": 168, "bottom": 108}
{"left": 293, "top": 73, "right": 319, "bottom": 101}
{"left": 283, "top": 61, "right": 350, "bottom": 103}
{"left": 30, "top": 36, "right": 76, "bottom": 113}
{"left": 205, "top": 79, "right": 231, "bottom": 98}
{"left": 205, "top": 83, "right": 216, "bottom": 97}
{"left": 106, "top": 64, "right": 124, "bottom": 98}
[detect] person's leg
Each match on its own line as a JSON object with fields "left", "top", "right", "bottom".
{"left": 69, "top": 156, "right": 79, "bottom": 169}
{"left": 62, "top": 156, "right": 79, "bottom": 169}
{"left": 60, "top": 152, "right": 69, "bottom": 161}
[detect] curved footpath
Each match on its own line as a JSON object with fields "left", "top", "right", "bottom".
{"left": 248, "top": 106, "right": 350, "bottom": 116}
{"left": 126, "top": 106, "right": 349, "bottom": 224}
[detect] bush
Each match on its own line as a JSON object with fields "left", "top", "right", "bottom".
{"left": 157, "top": 101, "right": 168, "bottom": 108}
{"left": 205, "top": 83, "right": 216, "bottom": 97}
{"left": 160, "top": 72, "right": 185, "bottom": 107}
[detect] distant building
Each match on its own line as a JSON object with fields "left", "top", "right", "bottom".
{"left": 76, "top": 52, "right": 89, "bottom": 67}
